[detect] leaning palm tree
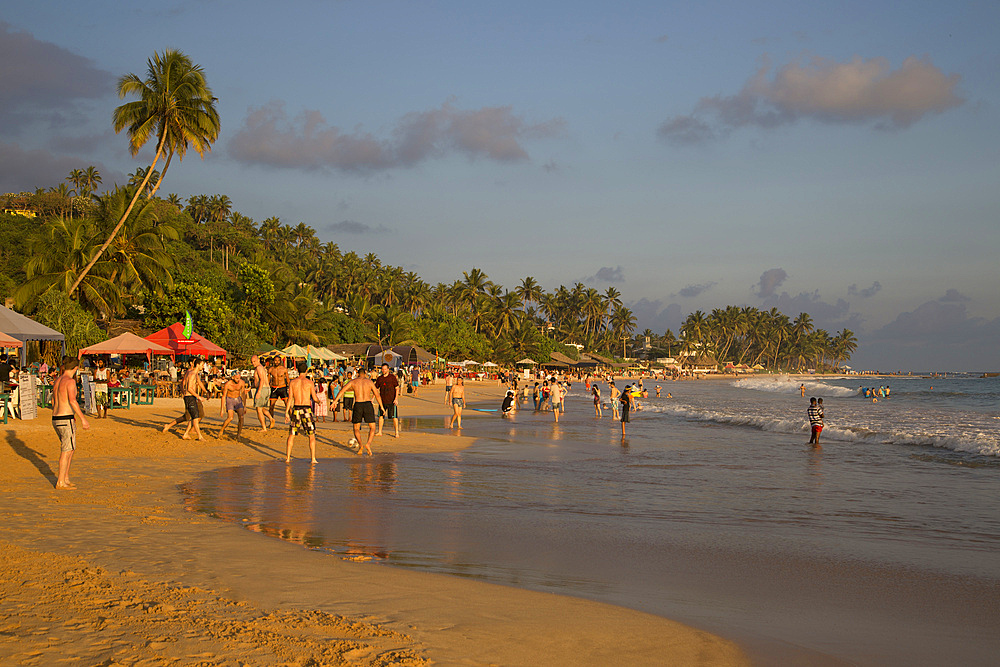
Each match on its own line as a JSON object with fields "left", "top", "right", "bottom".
{"left": 68, "top": 49, "right": 220, "bottom": 297}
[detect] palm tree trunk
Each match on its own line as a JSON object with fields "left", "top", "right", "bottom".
{"left": 68, "top": 130, "right": 166, "bottom": 296}
{"left": 147, "top": 150, "right": 173, "bottom": 199}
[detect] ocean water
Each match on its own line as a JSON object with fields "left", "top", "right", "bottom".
{"left": 181, "top": 375, "right": 1000, "bottom": 666}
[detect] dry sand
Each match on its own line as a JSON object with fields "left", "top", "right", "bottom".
{"left": 0, "top": 380, "right": 748, "bottom": 666}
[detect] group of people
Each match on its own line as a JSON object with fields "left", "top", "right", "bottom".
{"left": 160, "top": 356, "right": 409, "bottom": 463}
{"left": 860, "top": 385, "right": 890, "bottom": 402}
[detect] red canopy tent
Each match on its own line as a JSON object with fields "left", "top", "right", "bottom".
{"left": 144, "top": 323, "right": 227, "bottom": 361}
{"left": 0, "top": 331, "right": 23, "bottom": 348}
{"left": 78, "top": 332, "right": 174, "bottom": 360}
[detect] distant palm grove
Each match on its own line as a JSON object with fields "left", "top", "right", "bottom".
{"left": 0, "top": 49, "right": 857, "bottom": 370}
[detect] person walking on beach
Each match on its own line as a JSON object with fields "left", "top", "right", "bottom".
{"left": 341, "top": 371, "right": 356, "bottom": 422}
{"left": 217, "top": 371, "right": 248, "bottom": 440}
{"left": 92, "top": 358, "right": 108, "bottom": 419}
{"left": 163, "top": 359, "right": 207, "bottom": 440}
{"left": 608, "top": 381, "right": 620, "bottom": 420}
{"left": 592, "top": 383, "right": 602, "bottom": 417}
{"left": 619, "top": 384, "right": 631, "bottom": 435}
{"left": 808, "top": 397, "right": 824, "bottom": 446}
{"left": 449, "top": 376, "right": 466, "bottom": 428}
{"left": 52, "top": 357, "right": 89, "bottom": 490}
{"left": 341, "top": 368, "right": 384, "bottom": 456}
{"left": 375, "top": 363, "right": 400, "bottom": 438}
{"left": 268, "top": 358, "right": 290, "bottom": 422}
{"left": 445, "top": 373, "right": 454, "bottom": 404}
{"left": 551, "top": 381, "right": 564, "bottom": 423}
{"left": 285, "top": 361, "right": 320, "bottom": 463}
{"left": 800, "top": 384, "right": 806, "bottom": 397}
{"left": 251, "top": 355, "right": 274, "bottom": 432}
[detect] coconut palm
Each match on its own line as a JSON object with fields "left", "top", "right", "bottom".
{"left": 15, "top": 218, "right": 122, "bottom": 319}
{"left": 93, "top": 186, "right": 178, "bottom": 302}
{"left": 81, "top": 166, "right": 102, "bottom": 198}
{"left": 69, "top": 49, "right": 219, "bottom": 297}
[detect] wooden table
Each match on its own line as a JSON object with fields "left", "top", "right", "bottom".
{"left": 133, "top": 385, "right": 156, "bottom": 405}
{"left": 108, "top": 387, "right": 132, "bottom": 410}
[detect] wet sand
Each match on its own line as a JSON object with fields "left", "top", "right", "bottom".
{"left": 0, "top": 381, "right": 747, "bottom": 666}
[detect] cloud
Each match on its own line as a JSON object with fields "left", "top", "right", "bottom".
{"left": 586, "top": 266, "right": 625, "bottom": 283}
{"left": 659, "top": 54, "right": 963, "bottom": 144}
{"left": 753, "top": 268, "right": 788, "bottom": 298}
{"left": 860, "top": 296, "right": 1000, "bottom": 370}
{"left": 229, "top": 99, "right": 565, "bottom": 172}
{"left": 674, "top": 282, "right": 716, "bottom": 298}
{"left": 848, "top": 281, "right": 882, "bottom": 298}
{"left": 325, "top": 220, "right": 391, "bottom": 234}
{"left": 939, "top": 288, "right": 970, "bottom": 302}
{"left": 630, "top": 299, "right": 683, "bottom": 335}
{"left": 0, "top": 22, "right": 114, "bottom": 132}
{"left": 0, "top": 140, "right": 96, "bottom": 192}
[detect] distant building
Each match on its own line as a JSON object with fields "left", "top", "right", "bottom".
{"left": 2, "top": 208, "right": 36, "bottom": 218}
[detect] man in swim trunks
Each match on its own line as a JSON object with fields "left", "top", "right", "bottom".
{"left": 608, "top": 381, "right": 620, "bottom": 420}
{"left": 52, "top": 356, "right": 90, "bottom": 490}
{"left": 444, "top": 373, "right": 454, "bottom": 404}
{"left": 251, "top": 355, "right": 274, "bottom": 432}
{"left": 808, "top": 397, "right": 824, "bottom": 446}
{"left": 374, "top": 363, "right": 400, "bottom": 438}
{"left": 340, "top": 367, "right": 384, "bottom": 456}
{"left": 448, "top": 376, "right": 466, "bottom": 429}
{"left": 285, "top": 360, "right": 320, "bottom": 463}
{"left": 268, "top": 357, "right": 290, "bottom": 422}
{"left": 218, "top": 371, "right": 248, "bottom": 440}
{"left": 162, "top": 359, "right": 207, "bottom": 440}
{"left": 341, "top": 370, "right": 356, "bottom": 422}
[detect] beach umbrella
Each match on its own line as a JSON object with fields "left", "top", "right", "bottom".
{"left": 482, "top": 361, "right": 499, "bottom": 367}
{"left": 462, "top": 360, "right": 480, "bottom": 366}
{"left": 282, "top": 344, "right": 310, "bottom": 358}
{"left": 516, "top": 358, "right": 537, "bottom": 365}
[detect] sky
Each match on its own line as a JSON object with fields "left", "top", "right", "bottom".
{"left": 2, "top": 0, "right": 998, "bottom": 371}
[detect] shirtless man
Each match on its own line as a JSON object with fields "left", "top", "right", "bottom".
{"left": 162, "top": 359, "right": 207, "bottom": 440}
{"left": 218, "top": 371, "right": 248, "bottom": 440}
{"left": 444, "top": 373, "right": 454, "bottom": 404}
{"left": 52, "top": 357, "right": 90, "bottom": 489}
{"left": 251, "top": 355, "right": 274, "bottom": 431}
{"left": 285, "top": 360, "right": 320, "bottom": 463}
{"left": 268, "top": 358, "right": 290, "bottom": 422}
{"left": 340, "top": 367, "right": 384, "bottom": 456}
{"left": 448, "top": 376, "right": 466, "bottom": 429}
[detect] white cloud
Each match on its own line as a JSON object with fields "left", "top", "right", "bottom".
{"left": 660, "top": 54, "right": 963, "bottom": 144}
{"left": 229, "top": 100, "right": 565, "bottom": 172}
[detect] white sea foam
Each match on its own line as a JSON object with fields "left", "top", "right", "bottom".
{"left": 732, "top": 376, "right": 857, "bottom": 397}
{"left": 644, "top": 402, "right": 1000, "bottom": 458}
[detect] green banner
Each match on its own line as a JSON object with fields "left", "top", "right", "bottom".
{"left": 183, "top": 310, "right": 193, "bottom": 339}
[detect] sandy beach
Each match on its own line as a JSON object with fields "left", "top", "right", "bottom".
{"left": 0, "top": 380, "right": 748, "bottom": 666}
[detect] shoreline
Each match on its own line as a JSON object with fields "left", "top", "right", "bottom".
{"left": 0, "top": 382, "right": 748, "bottom": 666}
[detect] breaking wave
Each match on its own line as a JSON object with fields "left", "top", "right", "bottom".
{"left": 732, "top": 376, "right": 857, "bottom": 397}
